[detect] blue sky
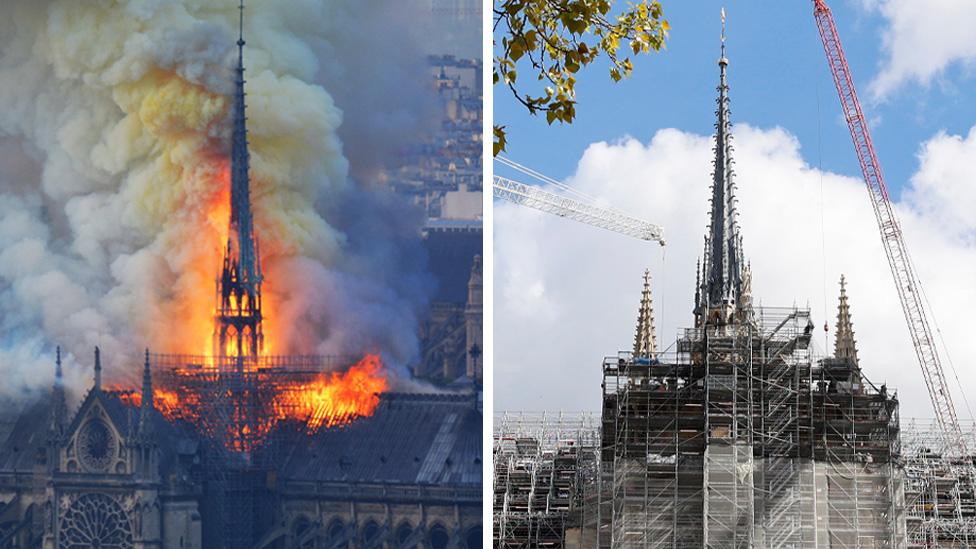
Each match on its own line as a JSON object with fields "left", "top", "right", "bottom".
{"left": 494, "top": 0, "right": 976, "bottom": 195}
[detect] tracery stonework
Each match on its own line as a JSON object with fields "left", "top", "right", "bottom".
{"left": 78, "top": 419, "right": 115, "bottom": 472}
{"left": 58, "top": 493, "right": 134, "bottom": 549}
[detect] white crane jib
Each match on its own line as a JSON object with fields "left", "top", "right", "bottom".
{"left": 492, "top": 174, "right": 666, "bottom": 246}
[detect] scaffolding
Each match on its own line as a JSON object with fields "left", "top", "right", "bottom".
{"left": 493, "top": 412, "right": 603, "bottom": 548}
{"left": 599, "top": 307, "right": 823, "bottom": 548}
{"left": 493, "top": 307, "right": 908, "bottom": 548}
{"left": 901, "top": 419, "right": 976, "bottom": 547}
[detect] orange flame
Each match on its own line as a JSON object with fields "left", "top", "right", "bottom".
{"left": 279, "top": 354, "right": 387, "bottom": 430}
{"left": 110, "top": 354, "right": 388, "bottom": 451}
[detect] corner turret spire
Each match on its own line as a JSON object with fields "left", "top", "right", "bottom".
{"left": 93, "top": 346, "right": 102, "bottom": 391}
{"left": 633, "top": 270, "right": 658, "bottom": 359}
{"left": 697, "top": 8, "right": 746, "bottom": 327}
{"left": 49, "top": 347, "right": 66, "bottom": 437}
{"left": 139, "top": 349, "right": 154, "bottom": 435}
{"left": 834, "top": 275, "right": 859, "bottom": 364}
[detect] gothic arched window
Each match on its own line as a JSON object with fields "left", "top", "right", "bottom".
{"left": 429, "top": 524, "right": 450, "bottom": 549}
{"left": 326, "top": 518, "right": 348, "bottom": 549}
{"left": 395, "top": 521, "right": 414, "bottom": 546}
{"left": 466, "top": 526, "right": 483, "bottom": 549}
{"left": 58, "top": 493, "right": 133, "bottom": 549}
{"left": 361, "top": 520, "right": 381, "bottom": 545}
{"left": 292, "top": 515, "right": 315, "bottom": 549}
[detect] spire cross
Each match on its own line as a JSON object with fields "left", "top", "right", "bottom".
{"left": 238, "top": 0, "right": 245, "bottom": 45}
{"left": 721, "top": 7, "right": 726, "bottom": 44}
{"left": 719, "top": 8, "right": 728, "bottom": 65}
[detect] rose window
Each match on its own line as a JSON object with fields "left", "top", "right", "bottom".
{"left": 78, "top": 419, "right": 115, "bottom": 472}
{"left": 58, "top": 493, "right": 133, "bottom": 549}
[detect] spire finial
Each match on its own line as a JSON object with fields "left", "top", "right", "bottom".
{"left": 719, "top": 8, "right": 728, "bottom": 66}
{"left": 633, "top": 269, "right": 658, "bottom": 359}
{"left": 93, "top": 346, "right": 101, "bottom": 391}
{"left": 55, "top": 346, "right": 62, "bottom": 380}
{"left": 834, "top": 274, "right": 859, "bottom": 364}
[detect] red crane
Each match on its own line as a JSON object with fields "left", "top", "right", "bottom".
{"left": 812, "top": 0, "right": 968, "bottom": 456}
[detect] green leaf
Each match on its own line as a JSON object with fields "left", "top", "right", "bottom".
{"left": 493, "top": 125, "right": 507, "bottom": 156}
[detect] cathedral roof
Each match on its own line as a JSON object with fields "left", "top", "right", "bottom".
{"left": 0, "top": 390, "right": 198, "bottom": 477}
{"left": 0, "top": 399, "right": 48, "bottom": 472}
{"left": 1, "top": 385, "right": 481, "bottom": 489}
{"left": 278, "top": 392, "right": 482, "bottom": 486}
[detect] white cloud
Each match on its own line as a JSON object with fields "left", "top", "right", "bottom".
{"left": 868, "top": 0, "right": 976, "bottom": 98}
{"left": 494, "top": 124, "right": 976, "bottom": 420}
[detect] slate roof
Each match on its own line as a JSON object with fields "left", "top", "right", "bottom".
{"left": 0, "top": 390, "right": 198, "bottom": 478}
{"left": 0, "top": 400, "right": 49, "bottom": 473}
{"left": 278, "top": 392, "right": 482, "bottom": 486}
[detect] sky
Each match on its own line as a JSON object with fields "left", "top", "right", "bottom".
{"left": 493, "top": 0, "right": 976, "bottom": 420}
{"left": 494, "top": 0, "right": 976, "bottom": 194}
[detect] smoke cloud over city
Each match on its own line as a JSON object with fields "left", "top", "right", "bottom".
{"left": 0, "top": 0, "right": 437, "bottom": 403}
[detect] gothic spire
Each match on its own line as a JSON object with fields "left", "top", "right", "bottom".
{"left": 633, "top": 270, "right": 658, "bottom": 359}
{"left": 214, "top": 0, "right": 264, "bottom": 358}
{"left": 93, "top": 346, "right": 102, "bottom": 391}
{"left": 834, "top": 275, "right": 859, "bottom": 364}
{"left": 230, "top": 0, "right": 258, "bottom": 287}
{"left": 139, "top": 349, "right": 154, "bottom": 435}
{"left": 699, "top": 8, "right": 745, "bottom": 325}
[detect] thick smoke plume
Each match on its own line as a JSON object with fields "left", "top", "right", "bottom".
{"left": 0, "top": 0, "right": 436, "bottom": 404}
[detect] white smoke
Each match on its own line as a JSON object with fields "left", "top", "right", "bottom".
{"left": 0, "top": 0, "right": 438, "bottom": 405}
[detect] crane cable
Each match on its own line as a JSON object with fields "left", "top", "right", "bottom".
{"left": 816, "top": 67, "right": 830, "bottom": 355}
{"left": 914, "top": 258, "right": 976, "bottom": 426}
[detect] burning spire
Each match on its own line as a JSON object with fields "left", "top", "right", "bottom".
{"left": 215, "top": 0, "right": 264, "bottom": 358}
{"left": 834, "top": 275, "right": 859, "bottom": 365}
{"left": 695, "top": 8, "right": 747, "bottom": 328}
{"left": 633, "top": 270, "right": 658, "bottom": 359}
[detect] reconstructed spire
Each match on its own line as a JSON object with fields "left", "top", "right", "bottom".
{"left": 139, "top": 349, "right": 154, "bottom": 435}
{"left": 215, "top": 0, "right": 264, "bottom": 358}
{"left": 633, "top": 270, "right": 658, "bottom": 359}
{"left": 697, "top": 8, "right": 746, "bottom": 326}
{"left": 834, "top": 275, "right": 859, "bottom": 364}
{"left": 93, "top": 346, "right": 102, "bottom": 391}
